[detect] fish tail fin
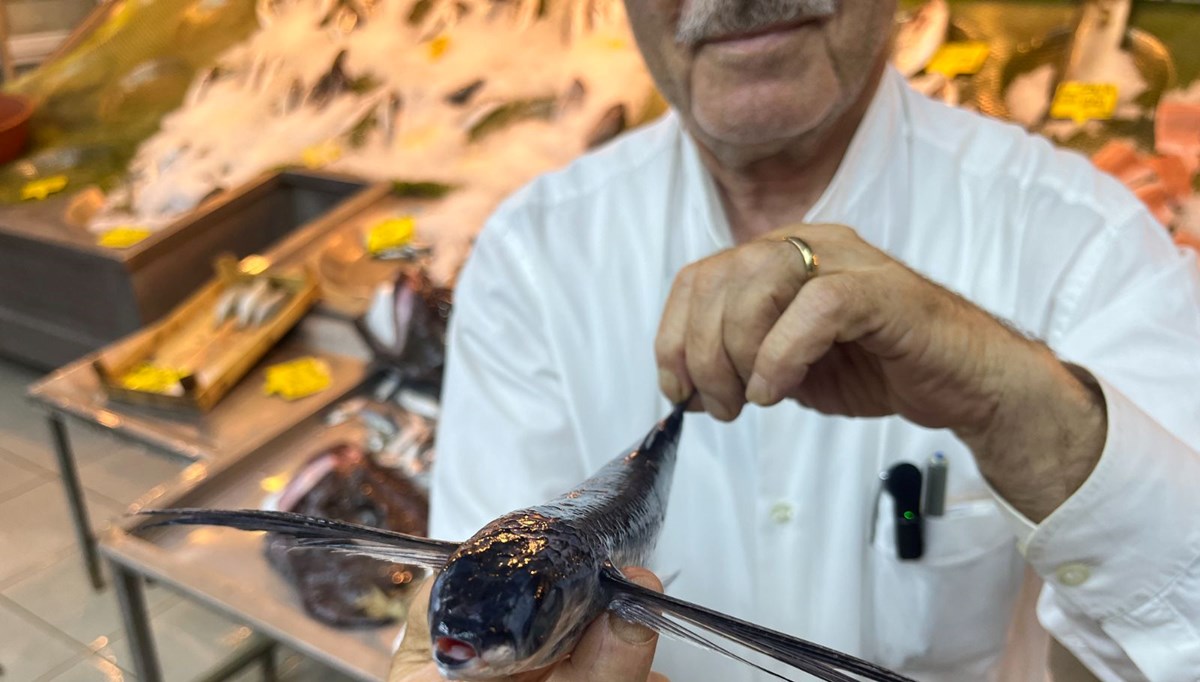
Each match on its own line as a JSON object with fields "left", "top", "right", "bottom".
{"left": 603, "top": 570, "right": 916, "bottom": 682}
{"left": 137, "top": 508, "right": 458, "bottom": 569}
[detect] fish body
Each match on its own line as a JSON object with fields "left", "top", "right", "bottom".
{"left": 359, "top": 269, "right": 453, "bottom": 389}
{"left": 427, "top": 407, "right": 681, "bottom": 678}
{"left": 141, "top": 405, "right": 913, "bottom": 682}
{"left": 266, "top": 443, "right": 429, "bottom": 628}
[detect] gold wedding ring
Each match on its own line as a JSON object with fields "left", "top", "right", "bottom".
{"left": 782, "top": 236, "right": 819, "bottom": 283}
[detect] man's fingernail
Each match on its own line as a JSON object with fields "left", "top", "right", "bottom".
{"left": 746, "top": 374, "right": 770, "bottom": 405}
{"left": 608, "top": 611, "right": 656, "bottom": 645}
{"left": 658, "top": 369, "right": 681, "bottom": 401}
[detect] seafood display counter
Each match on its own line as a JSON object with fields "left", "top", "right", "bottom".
{"left": 27, "top": 336, "right": 369, "bottom": 589}
{"left": 0, "top": 170, "right": 369, "bottom": 369}
{"left": 22, "top": 177, "right": 416, "bottom": 591}
{"left": 102, "top": 378, "right": 412, "bottom": 682}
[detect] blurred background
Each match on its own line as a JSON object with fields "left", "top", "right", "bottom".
{"left": 0, "top": 0, "right": 1195, "bottom": 681}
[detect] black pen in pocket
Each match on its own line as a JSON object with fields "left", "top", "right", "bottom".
{"left": 882, "top": 461, "right": 924, "bottom": 560}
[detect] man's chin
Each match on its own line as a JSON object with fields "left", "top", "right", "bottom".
{"left": 686, "top": 59, "right": 841, "bottom": 151}
{"left": 690, "top": 99, "right": 836, "bottom": 150}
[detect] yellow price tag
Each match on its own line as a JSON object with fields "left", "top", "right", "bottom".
{"left": 120, "top": 363, "right": 186, "bottom": 395}
{"left": 97, "top": 226, "right": 152, "bottom": 249}
{"left": 301, "top": 142, "right": 343, "bottom": 169}
{"left": 428, "top": 35, "right": 451, "bottom": 61}
{"left": 926, "top": 41, "right": 990, "bottom": 78}
{"left": 1050, "top": 82, "right": 1119, "bottom": 124}
{"left": 366, "top": 216, "right": 417, "bottom": 256}
{"left": 239, "top": 255, "right": 271, "bottom": 276}
{"left": 263, "top": 357, "right": 332, "bottom": 401}
{"left": 21, "top": 175, "right": 69, "bottom": 201}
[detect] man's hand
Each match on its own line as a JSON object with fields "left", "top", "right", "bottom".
{"left": 655, "top": 223, "right": 1107, "bottom": 521}
{"left": 391, "top": 568, "right": 669, "bottom": 682}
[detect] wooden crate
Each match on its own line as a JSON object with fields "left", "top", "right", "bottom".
{"left": 92, "top": 256, "right": 321, "bottom": 413}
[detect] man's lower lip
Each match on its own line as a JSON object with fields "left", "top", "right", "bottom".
{"left": 702, "top": 18, "right": 816, "bottom": 46}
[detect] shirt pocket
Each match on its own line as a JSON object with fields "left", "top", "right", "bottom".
{"left": 869, "top": 496, "right": 1026, "bottom": 673}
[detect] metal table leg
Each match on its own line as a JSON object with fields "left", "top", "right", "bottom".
{"left": 111, "top": 562, "right": 163, "bottom": 682}
{"left": 48, "top": 414, "right": 104, "bottom": 590}
{"left": 195, "top": 635, "right": 276, "bottom": 682}
{"left": 261, "top": 643, "right": 278, "bottom": 681}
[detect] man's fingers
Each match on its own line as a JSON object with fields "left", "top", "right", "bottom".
{"left": 684, "top": 280, "right": 744, "bottom": 422}
{"left": 656, "top": 268, "right": 695, "bottom": 403}
{"left": 723, "top": 244, "right": 805, "bottom": 384}
{"left": 747, "top": 276, "right": 877, "bottom": 406}
{"left": 389, "top": 578, "right": 437, "bottom": 682}
{"left": 557, "top": 567, "right": 664, "bottom": 682}
{"left": 761, "top": 223, "right": 870, "bottom": 278}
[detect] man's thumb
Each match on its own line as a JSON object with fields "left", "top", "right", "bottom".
{"left": 562, "top": 567, "right": 665, "bottom": 682}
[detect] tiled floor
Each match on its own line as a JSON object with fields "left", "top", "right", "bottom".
{"left": 0, "top": 359, "right": 356, "bottom": 682}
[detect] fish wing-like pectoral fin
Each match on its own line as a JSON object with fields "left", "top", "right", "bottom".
{"left": 609, "top": 597, "right": 840, "bottom": 682}
{"left": 138, "top": 509, "right": 458, "bottom": 570}
{"left": 290, "top": 537, "right": 456, "bottom": 568}
{"left": 602, "top": 570, "right": 916, "bottom": 682}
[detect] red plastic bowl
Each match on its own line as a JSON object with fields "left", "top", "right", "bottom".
{"left": 0, "top": 93, "right": 33, "bottom": 165}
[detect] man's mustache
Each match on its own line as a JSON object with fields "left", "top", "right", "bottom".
{"left": 676, "top": 0, "right": 837, "bottom": 46}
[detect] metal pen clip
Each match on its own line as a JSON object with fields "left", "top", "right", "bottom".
{"left": 869, "top": 470, "right": 887, "bottom": 545}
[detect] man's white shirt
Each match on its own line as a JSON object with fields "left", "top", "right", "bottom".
{"left": 430, "top": 67, "right": 1200, "bottom": 681}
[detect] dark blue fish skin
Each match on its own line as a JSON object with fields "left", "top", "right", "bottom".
{"left": 427, "top": 406, "right": 684, "bottom": 678}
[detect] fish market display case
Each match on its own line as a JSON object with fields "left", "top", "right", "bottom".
{"left": 102, "top": 377, "right": 412, "bottom": 682}
{"left": 0, "top": 170, "right": 369, "bottom": 369}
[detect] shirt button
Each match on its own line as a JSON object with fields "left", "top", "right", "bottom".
{"left": 769, "top": 501, "right": 794, "bottom": 524}
{"left": 1056, "top": 563, "right": 1091, "bottom": 587}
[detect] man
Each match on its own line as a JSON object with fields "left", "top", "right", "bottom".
{"left": 417, "top": 0, "right": 1200, "bottom": 679}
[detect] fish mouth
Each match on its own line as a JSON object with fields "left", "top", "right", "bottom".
{"left": 435, "top": 636, "right": 479, "bottom": 668}
{"left": 433, "top": 637, "right": 521, "bottom": 679}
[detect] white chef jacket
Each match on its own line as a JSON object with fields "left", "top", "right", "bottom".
{"left": 430, "top": 66, "right": 1200, "bottom": 681}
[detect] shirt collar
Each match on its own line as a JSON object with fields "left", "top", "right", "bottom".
{"left": 679, "top": 66, "right": 910, "bottom": 248}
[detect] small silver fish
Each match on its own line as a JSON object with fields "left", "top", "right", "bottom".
{"left": 142, "top": 406, "right": 912, "bottom": 682}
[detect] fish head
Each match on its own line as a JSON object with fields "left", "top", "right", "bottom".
{"left": 427, "top": 516, "right": 604, "bottom": 679}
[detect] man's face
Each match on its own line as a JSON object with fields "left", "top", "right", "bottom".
{"left": 623, "top": 0, "right": 896, "bottom": 151}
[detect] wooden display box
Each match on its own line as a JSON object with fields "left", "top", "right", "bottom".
{"left": 0, "top": 170, "right": 367, "bottom": 369}
{"left": 93, "top": 257, "right": 321, "bottom": 413}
